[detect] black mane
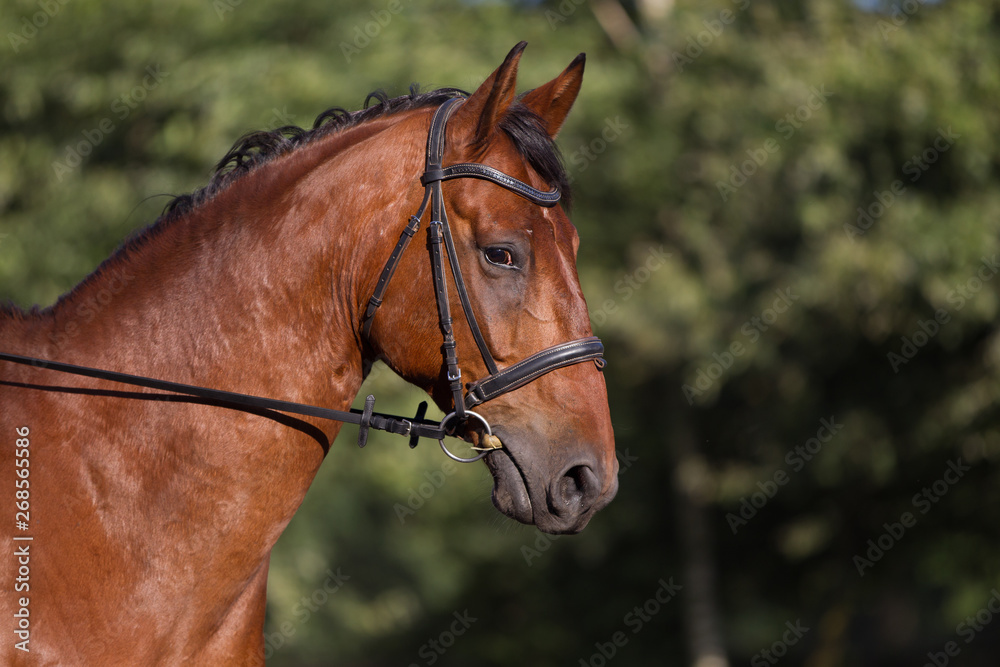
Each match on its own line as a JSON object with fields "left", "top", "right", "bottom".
{"left": 162, "top": 86, "right": 571, "bottom": 222}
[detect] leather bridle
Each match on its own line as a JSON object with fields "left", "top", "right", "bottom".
{"left": 361, "top": 96, "right": 604, "bottom": 460}
{"left": 0, "top": 96, "right": 605, "bottom": 462}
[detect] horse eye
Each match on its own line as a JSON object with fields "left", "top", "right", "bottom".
{"left": 484, "top": 247, "right": 515, "bottom": 268}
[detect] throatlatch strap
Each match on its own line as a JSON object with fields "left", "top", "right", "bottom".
{"left": 360, "top": 207, "right": 426, "bottom": 338}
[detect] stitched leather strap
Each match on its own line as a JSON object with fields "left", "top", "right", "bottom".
{"left": 420, "top": 164, "right": 559, "bottom": 207}
{"left": 360, "top": 207, "right": 426, "bottom": 338}
{"left": 436, "top": 164, "right": 560, "bottom": 207}
{"left": 464, "top": 336, "right": 605, "bottom": 408}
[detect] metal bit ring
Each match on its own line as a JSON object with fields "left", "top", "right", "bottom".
{"left": 438, "top": 410, "right": 492, "bottom": 463}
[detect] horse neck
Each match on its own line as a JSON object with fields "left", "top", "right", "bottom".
{"left": 44, "top": 114, "right": 425, "bottom": 410}
{"left": 0, "top": 111, "right": 438, "bottom": 657}
{"left": 2, "top": 114, "right": 430, "bottom": 644}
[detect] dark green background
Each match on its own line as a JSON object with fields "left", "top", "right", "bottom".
{"left": 2, "top": 0, "right": 999, "bottom": 664}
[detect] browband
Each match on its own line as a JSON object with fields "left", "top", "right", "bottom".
{"left": 421, "top": 163, "right": 560, "bottom": 207}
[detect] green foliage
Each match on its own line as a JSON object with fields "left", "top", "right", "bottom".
{"left": 3, "top": 0, "right": 1000, "bottom": 664}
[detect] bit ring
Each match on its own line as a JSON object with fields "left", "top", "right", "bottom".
{"left": 438, "top": 410, "right": 492, "bottom": 463}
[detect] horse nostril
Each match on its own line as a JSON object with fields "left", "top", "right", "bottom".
{"left": 552, "top": 464, "right": 601, "bottom": 516}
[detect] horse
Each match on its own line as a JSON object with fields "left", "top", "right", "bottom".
{"left": 0, "top": 42, "right": 617, "bottom": 664}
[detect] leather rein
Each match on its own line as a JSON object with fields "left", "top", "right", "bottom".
{"left": 0, "top": 96, "right": 605, "bottom": 462}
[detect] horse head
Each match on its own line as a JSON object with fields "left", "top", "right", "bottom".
{"left": 365, "top": 44, "right": 618, "bottom": 534}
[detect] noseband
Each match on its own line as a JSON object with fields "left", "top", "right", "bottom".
{"left": 0, "top": 97, "right": 604, "bottom": 463}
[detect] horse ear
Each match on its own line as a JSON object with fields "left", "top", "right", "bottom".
{"left": 452, "top": 42, "right": 526, "bottom": 148}
{"left": 521, "top": 53, "right": 585, "bottom": 139}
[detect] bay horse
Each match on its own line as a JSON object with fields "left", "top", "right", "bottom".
{"left": 0, "top": 43, "right": 617, "bottom": 664}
